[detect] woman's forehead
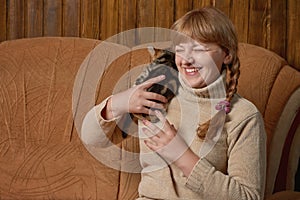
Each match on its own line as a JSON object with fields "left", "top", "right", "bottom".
{"left": 173, "top": 33, "right": 213, "bottom": 46}
{"left": 176, "top": 41, "right": 218, "bottom": 48}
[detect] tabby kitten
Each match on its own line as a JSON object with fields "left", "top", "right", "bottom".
{"left": 133, "top": 46, "right": 179, "bottom": 123}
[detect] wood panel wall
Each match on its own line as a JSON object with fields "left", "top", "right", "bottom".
{"left": 0, "top": 0, "right": 299, "bottom": 69}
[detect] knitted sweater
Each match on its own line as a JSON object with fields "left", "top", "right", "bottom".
{"left": 81, "top": 73, "right": 266, "bottom": 200}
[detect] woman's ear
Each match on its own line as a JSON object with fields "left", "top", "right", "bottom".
{"left": 223, "top": 54, "right": 232, "bottom": 64}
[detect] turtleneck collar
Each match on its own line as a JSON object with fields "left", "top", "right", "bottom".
{"left": 178, "top": 70, "right": 227, "bottom": 101}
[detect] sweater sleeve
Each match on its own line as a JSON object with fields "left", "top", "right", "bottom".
{"left": 80, "top": 96, "right": 120, "bottom": 147}
{"left": 185, "top": 112, "right": 267, "bottom": 200}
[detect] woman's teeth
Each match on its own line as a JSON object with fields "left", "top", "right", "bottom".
{"left": 185, "top": 68, "right": 199, "bottom": 73}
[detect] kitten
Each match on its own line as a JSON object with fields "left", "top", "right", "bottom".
{"left": 120, "top": 46, "right": 179, "bottom": 138}
{"left": 133, "top": 46, "right": 179, "bottom": 123}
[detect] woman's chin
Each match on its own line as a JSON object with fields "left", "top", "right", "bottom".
{"left": 183, "top": 76, "right": 206, "bottom": 88}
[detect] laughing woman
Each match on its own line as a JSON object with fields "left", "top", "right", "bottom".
{"left": 81, "top": 7, "right": 266, "bottom": 200}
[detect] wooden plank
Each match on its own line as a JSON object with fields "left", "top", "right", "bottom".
{"left": 155, "top": 0, "right": 174, "bottom": 41}
{"left": 287, "top": 0, "right": 300, "bottom": 70}
{"left": 80, "top": 0, "right": 101, "bottom": 39}
{"left": 175, "top": 0, "right": 193, "bottom": 20}
{"left": 0, "top": 0, "right": 6, "bottom": 42}
{"left": 137, "top": 0, "right": 155, "bottom": 27}
{"left": 136, "top": 0, "right": 155, "bottom": 44}
{"left": 25, "top": 0, "right": 43, "bottom": 38}
{"left": 44, "top": 0, "right": 62, "bottom": 36}
{"left": 269, "top": 0, "right": 287, "bottom": 58}
{"left": 214, "top": 0, "right": 231, "bottom": 16}
{"left": 155, "top": 0, "right": 174, "bottom": 29}
{"left": 100, "top": 0, "right": 119, "bottom": 40}
{"left": 248, "top": 0, "right": 268, "bottom": 47}
{"left": 193, "top": 0, "right": 213, "bottom": 9}
{"left": 62, "top": 0, "right": 80, "bottom": 37}
{"left": 7, "top": 0, "right": 25, "bottom": 40}
{"left": 230, "top": 0, "right": 249, "bottom": 43}
{"left": 118, "top": 0, "right": 137, "bottom": 46}
{"left": 118, "top": 0, "right": 137, "bottom": 32}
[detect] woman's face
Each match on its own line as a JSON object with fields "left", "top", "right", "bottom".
{"left": 175, "top": 41, "right": 228, "bottom": 88}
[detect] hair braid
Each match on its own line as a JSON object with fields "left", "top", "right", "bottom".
{"left": 225, "top": 58, "right": 240, "bottom": 102}
{"left": 196, "top": 57, "right": 240, "bottom": 140}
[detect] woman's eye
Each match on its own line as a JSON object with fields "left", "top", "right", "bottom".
{"left": 193, "top": 48, "right": 207, "bottom": 52}
{"left": 175, "top": 48, "right": 184, "bottom": 52}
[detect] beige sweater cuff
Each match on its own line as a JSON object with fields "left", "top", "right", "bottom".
{"left": 95, "top": 96, "right": 120, "bottom": 127}
{"left": 185, "top": 158, "right": 212, "bottom": 193}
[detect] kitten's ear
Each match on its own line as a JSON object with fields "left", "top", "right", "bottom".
{"left": 147, "top": 46, "right": 156, "bottom": 57}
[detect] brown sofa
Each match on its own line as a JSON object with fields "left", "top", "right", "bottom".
{"left": 0, "top": 37, "right": 299, "bottom": 200}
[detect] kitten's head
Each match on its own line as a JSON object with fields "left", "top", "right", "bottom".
{"left": 147, "top": 46, "right": 176, "bottom": 67}
{"left": 147, "top": 46, "right": 164, "bottom": 61}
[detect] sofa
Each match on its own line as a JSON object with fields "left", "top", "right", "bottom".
{"left": 0, "top": 37, "right": 299, "bottom": 200}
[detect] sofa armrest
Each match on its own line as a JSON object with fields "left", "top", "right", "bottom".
{"left": 264, "top": 66, "right": 300, "bottom": 195}
{"left": 266, "top": 191, "right": 300, "bottom": 200}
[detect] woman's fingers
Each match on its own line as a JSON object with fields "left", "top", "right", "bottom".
{"left": 141, "top": 75, "right": 165, "bottom": 89}
{"left": 142, "top": 115, "right": 173, "bottom": 143}
{"left": 142, "top": 127, "right": 161, "bottom": 150}
{"left": 140, "top": 75, "right": 168, "bottom": 103}
{"left": 142, "top": 119, "right": 160, "bottom": 133}
{"left": 144, "top": 99, "right": 166, "bottom": 110}
{"left": 129, "top": 75, "right": 168, "bottom": 114}
{"left": 132, "top": 100, "right": 164, "bottom": 115}
{"left": 143, "top": 91, "right": 168, "bottom": 104}
{"left": 143, "top": 128, "right": 172, "bottom": 151}
{"left": 129, "top": 94, "right": 165, "bottom": 114}
{"left": 142, "top": 111, "right": 188, "bottom": 164}
{"left": 140, "top": 85, "right": 168, "bottom": 105}
{"left": 153, "top": 110, "right": 166, "bottom": 123}
{"left": 142, "top": 111, "right": 172, "bottom": 133}
{"left": 153, "top": 110, "right": 174, "bottom": 135}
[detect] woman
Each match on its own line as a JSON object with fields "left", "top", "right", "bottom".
{"left": 82, "top": 7, "right": 266, "bottom": 200}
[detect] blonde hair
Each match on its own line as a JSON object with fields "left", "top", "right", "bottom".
{"left": 171, "top": 7, "right": 240, "bottom": 139}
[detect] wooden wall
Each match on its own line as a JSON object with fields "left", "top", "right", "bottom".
{"left": 0, "top": 0, "right": 299, "bottom": 69}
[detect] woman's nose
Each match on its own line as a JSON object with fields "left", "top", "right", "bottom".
{"left": 182, "top": 56, "right": 194, "bottom": 64}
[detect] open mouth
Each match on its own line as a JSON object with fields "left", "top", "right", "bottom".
{"left": 183, "top": 67, "right": 202, "bottom": 74}
{"left": 185, "top": 67, "right": 199, "bottom": 73}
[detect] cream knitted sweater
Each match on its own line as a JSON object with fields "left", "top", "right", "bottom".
{"left": 81, "top": 73, "right": 266, "bottom": 200}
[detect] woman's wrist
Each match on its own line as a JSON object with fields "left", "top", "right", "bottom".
{"left": 174, "top": 148, "right": 200, "bottom": 177}
{"left": 101, "top": 97, "right": 115, "bottom": 120}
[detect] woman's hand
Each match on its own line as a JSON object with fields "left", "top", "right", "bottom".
{"left": 142, "top": 110, "right": 188, "bottom": 163}
{"left": 143, "top": 110, "right": 200, "bottom": 177}
{"left": 104, "top": 75, "right": 168, "bottom": 120}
